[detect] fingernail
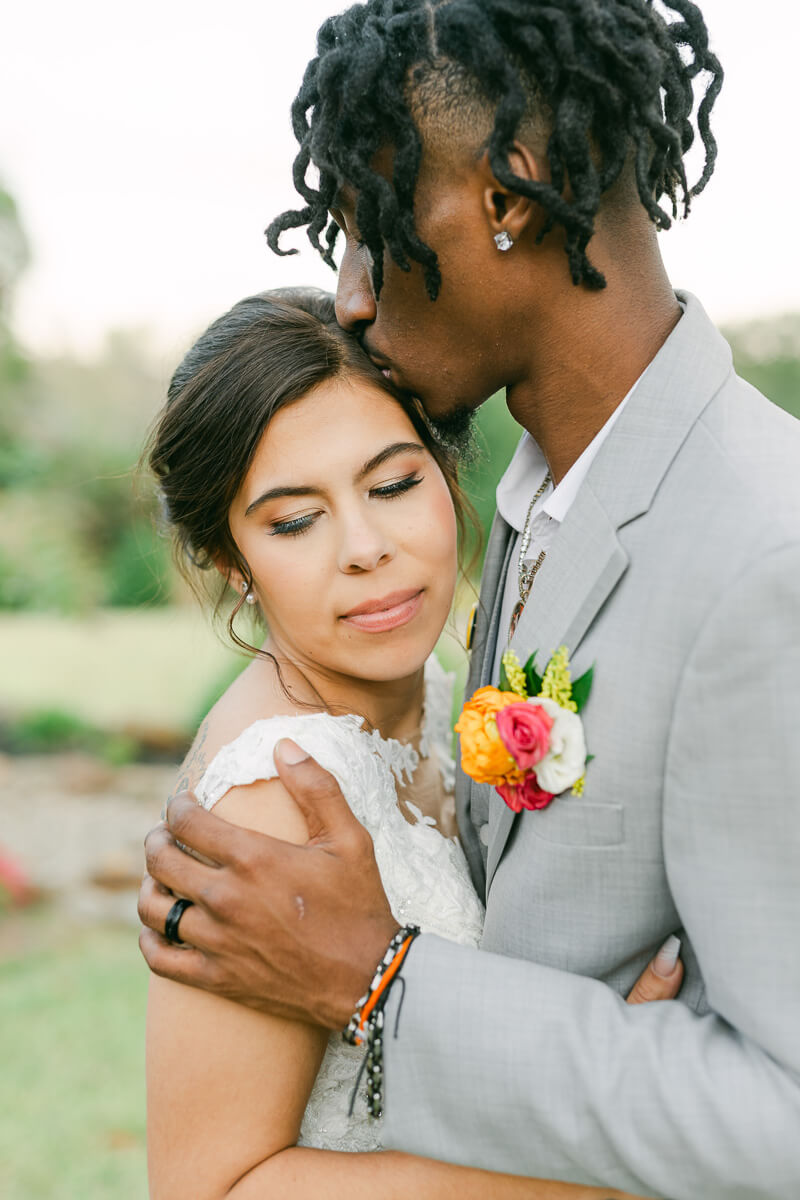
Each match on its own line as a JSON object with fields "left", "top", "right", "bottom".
{"left": 652, "top": 934, "right": 681, "bottom": 978}
{"left": 276, "top": 738, "right": 309, "bottom": 766}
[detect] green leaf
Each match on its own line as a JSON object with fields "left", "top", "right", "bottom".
{"left": 524, "top": 652, "right": 543, "bottom": 697}
{"left": 585, "top": 753, "right": 595, "bottom": 764}
{"left": 571, "top": 665, "right": 594, "bottom": 712}
{"left": 499, "top": 660, "right": 511, "bottom": 692}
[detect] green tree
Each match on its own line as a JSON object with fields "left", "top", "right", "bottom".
{"left": 724, "top": 313, "right": 800, "bottom": 422}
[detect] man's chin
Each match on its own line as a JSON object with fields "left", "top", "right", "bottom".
{"left": 425, "top": 405, "right": 479, "bottom": 461}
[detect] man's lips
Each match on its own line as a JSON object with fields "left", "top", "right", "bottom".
{"left": 340, "top": 588, "right": 424, "bottom": 632}
{"left": 362, "top": 341, "right": 394, "bottom": 379}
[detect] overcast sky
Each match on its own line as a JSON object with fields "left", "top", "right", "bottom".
{"left": 1, "top": 0, "right": 798, "bottom": 358}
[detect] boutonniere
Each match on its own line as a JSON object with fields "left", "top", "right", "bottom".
{"left": 454, "top": 646, "right": 593, "bottom": 812}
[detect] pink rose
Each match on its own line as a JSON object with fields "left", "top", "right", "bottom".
{"left": 497, "top": 775, "right": 555, "bottom": 813}
{"left": 496, "top": 701, "right": 553, "bottom": 769}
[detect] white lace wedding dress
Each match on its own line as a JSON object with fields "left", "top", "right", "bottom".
{"left": 193, "top": 655, "right": 485, "bottom": 1152}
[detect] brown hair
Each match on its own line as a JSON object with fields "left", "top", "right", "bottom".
{"left": 148, "top": 287, "right": 477, "bottom": 654}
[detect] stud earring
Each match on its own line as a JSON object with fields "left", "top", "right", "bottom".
{"left": 494, "top": 231, "right": 514, "bottom": 252}
{"left": 240, "top": 582, "right": 257, "bottom": 606}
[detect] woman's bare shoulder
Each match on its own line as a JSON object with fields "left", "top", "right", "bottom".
{"left": 170, "top": 656, "right": 309, "bottom": 803}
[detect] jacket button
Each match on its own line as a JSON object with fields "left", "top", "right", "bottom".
{"left": 479, "top": 823, "right": 490, "bottom": 846}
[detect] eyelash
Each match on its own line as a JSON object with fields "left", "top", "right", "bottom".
{"left": 268, "top": 474, "right": 423, "bottom": 538}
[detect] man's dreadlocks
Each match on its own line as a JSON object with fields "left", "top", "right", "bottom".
{"left": 266, "top": 0, "right": 723, "bottom": 299}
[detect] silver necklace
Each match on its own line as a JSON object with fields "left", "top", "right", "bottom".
{"left": 509, "top": 471, "right": 552, "bottom": 638}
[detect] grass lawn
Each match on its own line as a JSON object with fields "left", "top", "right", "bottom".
{"left": 1, "top": 608, "right": 243, "bottom": 734}
{"left": 6, "top": 605, "right": 472, "bottom": 738}
{"left": 0, "top": 918, "right": 149, "bottom": 1199}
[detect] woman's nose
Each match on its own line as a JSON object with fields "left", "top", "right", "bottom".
{"left": 338, "top": 512, "right": 395, "bottom": 573}
{"left": 335, "top": 247, "right": 377, "bottom": 332}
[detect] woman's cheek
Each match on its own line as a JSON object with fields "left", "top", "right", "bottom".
{"left": 425, "top": 481, "right": 459, "bottom": 571}
{"left": 253, "top": 545, "right": 319, "bottom": 630}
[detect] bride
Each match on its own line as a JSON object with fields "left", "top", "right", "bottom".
{"left": 145, "top": 288, "right": 681, "bottom": 1198}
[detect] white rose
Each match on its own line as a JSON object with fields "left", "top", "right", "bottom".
{"left": 527, "top": 696, "right": 586, "bottom": 794}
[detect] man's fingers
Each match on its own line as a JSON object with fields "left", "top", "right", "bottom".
{"left": 139, "top": 926, "right": 217, "bottom": 990}
{"left": 144, "top": 819, "right": 220, "bottom": 898}
{"left": 626, "top": 935, "right": 683, "bottom": 1005}
{"left": 138, "top": 872, "right": 229, "bottom": 954}
{"left": 274, "top": 740, "right": 368, "bottom": 848}
{"left": 166, "top": 791, "right": 269, "bottom": 867}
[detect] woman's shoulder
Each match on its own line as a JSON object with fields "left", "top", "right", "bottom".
{"left": 172, "top": 659, "right": 367, "bottom": 843}
{"left": 179, "top": 658, "right": 374, "bottom": 815}
{"left": 170, "top": 657, "right": 304, "bottom": 804}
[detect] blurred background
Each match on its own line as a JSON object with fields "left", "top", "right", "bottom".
{"left": 1, "top": 1, "right": 799, "bottom": 1195}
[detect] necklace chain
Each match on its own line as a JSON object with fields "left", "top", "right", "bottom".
{"left": 517, "top": 471, "right": 552, "bottom": 604}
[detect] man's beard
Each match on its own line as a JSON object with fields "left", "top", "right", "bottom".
{"left": 425, "top": 405, "right": 479, "bottom": 463}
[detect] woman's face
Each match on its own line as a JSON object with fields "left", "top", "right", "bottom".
{"left": 227, "top": 376, "right": 459, "bottom": 684}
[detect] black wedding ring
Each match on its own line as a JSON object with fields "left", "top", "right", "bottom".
{"left": 164, "top": 897, "right": 194, "bottom": 945}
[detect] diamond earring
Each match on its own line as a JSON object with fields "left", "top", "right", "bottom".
{"left": 494, "top": 231, "right": 514, "bottom": 252}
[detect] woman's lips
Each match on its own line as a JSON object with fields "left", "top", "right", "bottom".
{"left": 341, "top": 589, "right": 424, "bottom": 633}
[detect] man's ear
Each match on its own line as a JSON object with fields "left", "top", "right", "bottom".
{"left": 480, "top": 140, "right": 547, "bottom": 244}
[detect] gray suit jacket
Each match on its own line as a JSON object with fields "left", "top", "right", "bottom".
{"left": 382, "top": 293, "right": 800, "bottom": 1199}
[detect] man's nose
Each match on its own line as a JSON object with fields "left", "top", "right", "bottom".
{"left": 335, "top": 248, "right": 377, "bottom": 332}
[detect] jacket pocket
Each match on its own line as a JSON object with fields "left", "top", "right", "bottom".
{"left": 530, "top": 800, "right": 624, "bottom": 847}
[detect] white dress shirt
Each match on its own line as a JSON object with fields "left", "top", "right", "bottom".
{"left": 492, "top": 373, "right": 645, "bottom": 680}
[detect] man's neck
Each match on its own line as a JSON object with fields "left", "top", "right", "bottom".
{"left": 505, "top": 252, "right": 681, "bottom": 484}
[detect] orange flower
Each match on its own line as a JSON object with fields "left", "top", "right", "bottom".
{"left": 455, "top": 687, "right": 526, "bottom": 786}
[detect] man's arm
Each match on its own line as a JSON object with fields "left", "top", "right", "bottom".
{"left": 379, "top": 544, "right": 800, "bottom": 1200}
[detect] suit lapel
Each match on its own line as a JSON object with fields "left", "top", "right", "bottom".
{"left": 485, "top": 492, "right": 628, "bottom": 889}
{"left": 455, "top": 511, "right": 514, "bottom": 894}
{"left": 467, "top": 511, "right": 515, "bottom": 697}
{"left": 484, "top": 291, "right": 735, "bottom": 892}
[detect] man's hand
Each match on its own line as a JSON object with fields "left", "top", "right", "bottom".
{"left": 138, "top": 740, "right": 400, "bottom": 1030}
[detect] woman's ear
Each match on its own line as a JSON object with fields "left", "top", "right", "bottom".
{"left": 480, "top": 140, "right": 547, "bottom": 244}
{"left": 212, "top": 554, "right": 243, "bottom": 597}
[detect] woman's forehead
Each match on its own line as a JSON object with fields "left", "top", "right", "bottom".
{"left": 250, "top": 380, "right": 418, "bottom": 467}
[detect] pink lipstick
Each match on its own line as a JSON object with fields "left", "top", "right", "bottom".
{"left": 341, "top": 588, "right": 424, "bottom": 633}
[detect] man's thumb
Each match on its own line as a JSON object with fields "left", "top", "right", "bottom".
{"left": 274, "top": 739, "right": 354, "bottom": 843}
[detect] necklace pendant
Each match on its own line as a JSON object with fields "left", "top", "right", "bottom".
{"left": 509, "top": 600, "right": 525, "bottom": 640}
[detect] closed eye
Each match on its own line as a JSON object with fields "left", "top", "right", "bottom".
{"left": 269, "top": 512, "right": 319, "bottom": 537}
{"left": 370, "top": 474, "right": 422, "bottom": 499}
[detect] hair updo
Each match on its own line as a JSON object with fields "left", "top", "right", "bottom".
{"left": 148, "top": 287, "right": 472, "bottom": 652}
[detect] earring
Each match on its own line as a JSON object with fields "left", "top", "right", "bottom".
{"left": 494, "top": 231, "right": 514, "bottom": 252}
{"left": 240, "top": 582, "right": 257, "bottom": 606}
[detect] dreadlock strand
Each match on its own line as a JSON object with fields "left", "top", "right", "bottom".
{"left": 269, "top": 0, "right": 723, "bottom": 295}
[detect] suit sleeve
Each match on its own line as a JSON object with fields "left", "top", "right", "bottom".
{"left": 381, "top": 543, "right": 800, "bottom": 1200}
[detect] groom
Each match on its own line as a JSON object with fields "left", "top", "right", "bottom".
{"left": 139, "top": 3, "right": 800, "bottom": 1197}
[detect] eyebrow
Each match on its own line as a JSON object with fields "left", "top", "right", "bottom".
{"left": 244, "top": 441, "right": 426, "bottom": 517}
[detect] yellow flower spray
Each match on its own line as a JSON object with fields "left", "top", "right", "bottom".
{"left": 539, "top": 645, "right": 578, "bottom": 712}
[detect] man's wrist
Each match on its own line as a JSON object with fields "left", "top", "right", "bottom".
{"left": 342, "top": 923, "right": 420, "bottom": 1044}
{"left": 342, "top": 923, "right": 421, "bottom": 1118}
{"left": 324, "top": 915, "right": 402, "bottom": 1031}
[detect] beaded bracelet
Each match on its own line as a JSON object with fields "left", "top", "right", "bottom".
{"left": 343, "top": 924, "right": 421, "bottom": 1118}
{"left": 342, "top": 924, "right": 420, "bottom": 1046}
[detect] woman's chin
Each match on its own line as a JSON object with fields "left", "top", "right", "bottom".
{"left": 340, "top": 627, "right": 443, "bottom": 685}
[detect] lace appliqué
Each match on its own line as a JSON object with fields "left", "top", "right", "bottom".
{"left": 193, "top": 656, "right": 482, "bottom": 1153}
